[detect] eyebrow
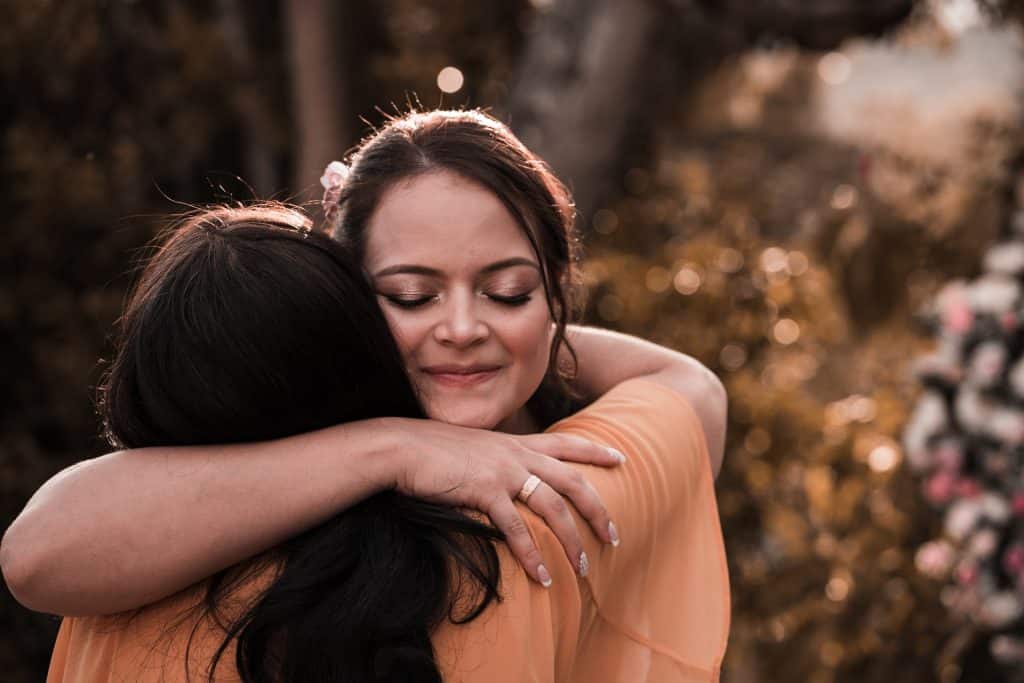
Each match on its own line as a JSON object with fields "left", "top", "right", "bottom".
{"left": 373, "top": 257, "right": 540, "bottom": 278}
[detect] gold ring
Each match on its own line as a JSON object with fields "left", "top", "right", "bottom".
{"left": 516, "top": 474, "right": 543, "bottom": 503}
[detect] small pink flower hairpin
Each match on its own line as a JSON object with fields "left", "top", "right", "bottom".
{"left": 320, "top": 160, "right": 350, "bottom": 232}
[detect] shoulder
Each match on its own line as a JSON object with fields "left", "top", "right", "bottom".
{"left": 49, "top": 561, "right": 280, "bottom": 682}
{"left": 649, "top": 367, "right": 728, "bottom": 478}
{"left": 551, "top": 376, "right": 720, "bottom": 473}
{"left": 565, "top": 370, "right": 727, "bottom": 479}
{"left": 434, "top": 512, "right": 582, "bottom": 682}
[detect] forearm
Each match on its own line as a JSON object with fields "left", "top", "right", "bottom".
{"left": 566, "top": 325, "right": 727, "bottom": 476}
{"left": 0, "top": 418, "right": 403, "bottom": 616}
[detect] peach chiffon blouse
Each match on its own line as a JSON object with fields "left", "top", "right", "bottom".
{"left": 47, "top": 378, "right": 730, "bottom": 682}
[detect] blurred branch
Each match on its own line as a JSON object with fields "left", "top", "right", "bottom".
{"left": 507, "top": 0, "right": 664, "bottom": 228}
{"left": 508, "top": 0, "right": 917, "bottom": 229}
{"left": 693, "top": 0, "right": 916, "bottom": 50}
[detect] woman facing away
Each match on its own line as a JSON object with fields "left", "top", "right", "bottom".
{"left": 3, "top": 109, "right": 730, "bottom": 680}
{"left": 52, "top": 204, "right": 513, "bottom": 681}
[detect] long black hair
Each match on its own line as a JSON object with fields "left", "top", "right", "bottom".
{"left": 99, "top": 203, "right": 502, "bottom": 682}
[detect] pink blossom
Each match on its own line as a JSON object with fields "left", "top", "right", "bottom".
{"left": 956, "top": 563, "right": 978, "bottom": 586}
{"left": 968, "top": 528, "right": 998, "bottom": 558}
{"left": 954, "top": 478, "right": 981, "bottom": 498}
{"left": 969, "top": 342, "right": 1006, "bottom": 382}
{"left": 935, "top": 444, "right": 963, "bottom": 471}
{"left": 925, "top": 471, "right": 956, "bottom": 504}
{"left": 319, "top": 160, "right": 350, "bottom": 191}
{"left": 1012, "top": 493, "right": 1024, "bottom": 516}
{"left": 991, "top": 635, "right": 1024, "bottom": 663}
{"left": 945, "top": 500, "right": 983, "bottom": 540}
{"left": 979, "top": 592, "right": 1023, "bottom": 628}
{"left": 1003, "top": 545, "right": 1024, "bottom": 576}
{"left": 944, "top": 303, "right": 974, "bottom": 334}
{"left": 915, "top": 540, "right": 954, "bottom": 578}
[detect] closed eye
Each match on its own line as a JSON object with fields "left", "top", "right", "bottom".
{"left": 488, "top": 293, "right": 532, "bottom": 307}
{"left": 383, "top": 295, "right": 435, "bottom": 309}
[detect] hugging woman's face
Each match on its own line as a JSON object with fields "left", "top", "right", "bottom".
{"left": 364, "top": 170, "right": 555, "bottom": 432}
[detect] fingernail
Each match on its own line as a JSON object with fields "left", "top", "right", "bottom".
{"left": 608, "top": 521, "right": 620, "bottom": 547}
{"left": 538, "top": 564, "right": 553, "bottom": 587}
{"left": 578, "top": 551, "right": 590, "bottom": 577}
{"left": 607, "top": 447, "right": 626, "bottom": 463}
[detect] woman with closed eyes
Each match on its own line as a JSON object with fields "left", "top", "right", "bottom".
{"left": 5, "top": 109, "right": 730, "bottom": 681}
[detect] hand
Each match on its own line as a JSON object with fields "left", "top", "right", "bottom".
{"left": 385, "top": 420, "right": 624, "bottom": 586}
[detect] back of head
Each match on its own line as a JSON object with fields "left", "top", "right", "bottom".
{"left": 98, "top": 203, "right": 501, "bottom": 683}
{"left": 101, "top": 203, "right": 422, "bottom": 449}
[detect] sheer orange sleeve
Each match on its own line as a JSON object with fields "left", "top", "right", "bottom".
{"left": 435, "top": 378, "right": 731, "bottom": 682}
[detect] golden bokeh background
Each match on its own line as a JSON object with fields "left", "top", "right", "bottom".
{"left": 3, "top": 1, "right": 1024, "bottom": 680}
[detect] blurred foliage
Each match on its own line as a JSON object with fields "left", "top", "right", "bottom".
{"left": 581, "top": 24, "right": 1021, "bottom": 679}
{"left": 3, "top": 1, "right": 1023, "bottom": 682}
{"left": 586, "top": 185, "right": 956, "bottom": 681}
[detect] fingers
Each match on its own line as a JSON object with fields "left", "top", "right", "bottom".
{"left": 529, "top": 458, "right": 616, "bottom": 546}
{"left": 445, "top": 434, "right": 625, "bottom": 588}
{"left": 521, "top": 481, "right": 590, "bottom": 577}
{"left": 522, "top": 433, "right": 626, "bottom": 467}
{"left": 485, "top": 497, "right": 553, "bottom": 587}
{"left": 484, "top": 474, "right": 599, "bottom": 586}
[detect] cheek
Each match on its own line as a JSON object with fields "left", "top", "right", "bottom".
{"left": 501, "top": 304, "right": 555, "bottom": 374}
{"left": 379, "top": 306, "right": 424, "bottom": 362}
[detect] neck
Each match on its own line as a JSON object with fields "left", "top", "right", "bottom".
{"left": 496, "top": 406, "right": 539, "bottom": 435}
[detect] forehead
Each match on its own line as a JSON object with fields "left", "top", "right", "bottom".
{"left": 364, "top": 171, "right": 537, "bottom": 275}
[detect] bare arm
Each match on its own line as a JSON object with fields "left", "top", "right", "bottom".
{"left": 1, "top": 418, "right": 621, "bottom": 616}
{"left": 566, "top": 325, "right": 728, "bottom": 477}
{"left": 1, "top": 327, "right": 721, "bottom": 617}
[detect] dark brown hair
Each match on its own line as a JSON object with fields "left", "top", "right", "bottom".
{"left": 99, "top": 203, "right": 502, "bottom": 682}
{"left": 324, "top": 109, "right": 586, "bottom": 425}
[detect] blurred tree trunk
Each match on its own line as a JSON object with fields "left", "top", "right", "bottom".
{"left": 508, "top": 0, "right": 915, "bottom": 229}
{"left": 284, "top": 0, "right": 349, "bottom": 200}
{"left": 506, "top": 0, "right": 665, "bottom": 231}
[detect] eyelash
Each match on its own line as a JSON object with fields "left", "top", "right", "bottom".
{"left": 384, "top": 293, "right": 533, "bottom": 309}
{"left": 489, "top": 293, "right": 532, "bottom": 307}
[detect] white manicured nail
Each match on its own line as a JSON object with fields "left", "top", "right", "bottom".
{"left": 538, "top": 564, "right": 553, "bottom": 587}
{"left": 608, "top": 521, "right": 620, "bottom": 547}
{"left": 578, "top": 552, "right": 590, "bottom": 577}
{"left": 607, "top": 447, "right": 626, "bottom": 463}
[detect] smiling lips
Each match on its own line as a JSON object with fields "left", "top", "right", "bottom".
{"left": 421, "top": 364, "right": 503, "bottom": 388}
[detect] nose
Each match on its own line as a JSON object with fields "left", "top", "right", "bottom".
{"left": 433, "top": 291, "right": 489, "bottom": 348}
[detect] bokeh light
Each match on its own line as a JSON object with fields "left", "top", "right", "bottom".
{"left": 830, "top": 184, "right": 858, "bottom": 210}
{"left": 760, "top": 247, "right": 788, "bottom": 274}
{"left": 773, "top": 318, "right": 801, "bottom": 345}
{"left": 720, "top": 343, "right": 748, "bottom": 371}
{"left": 673, "top": 265, "right": 702, "bottom": 295}
{"left": 818, "top": 52, "right": 852, "bottom": 85}
{"left": 716, "top": 248, "right": 745, "bottom": 273}
{"left": 436, "top": 66, "right": 464, "bottom": 93}
{"left": 592, "top": 208, "right": 619, "bottom": 235}
{"left": 868, "top": 444, "right": 901, "bottom": 473}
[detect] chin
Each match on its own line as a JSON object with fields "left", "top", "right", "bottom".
{"left": 426, "top": 403, "right": 505, "bottom": 430}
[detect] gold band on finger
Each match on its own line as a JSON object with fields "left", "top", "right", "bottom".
{"left": 516, "top": 474, "right": 543, "bottom": 503}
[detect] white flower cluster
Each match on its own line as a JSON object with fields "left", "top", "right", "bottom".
{"left": 904, "top": 215, "right": 1024, "bottom": 664}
